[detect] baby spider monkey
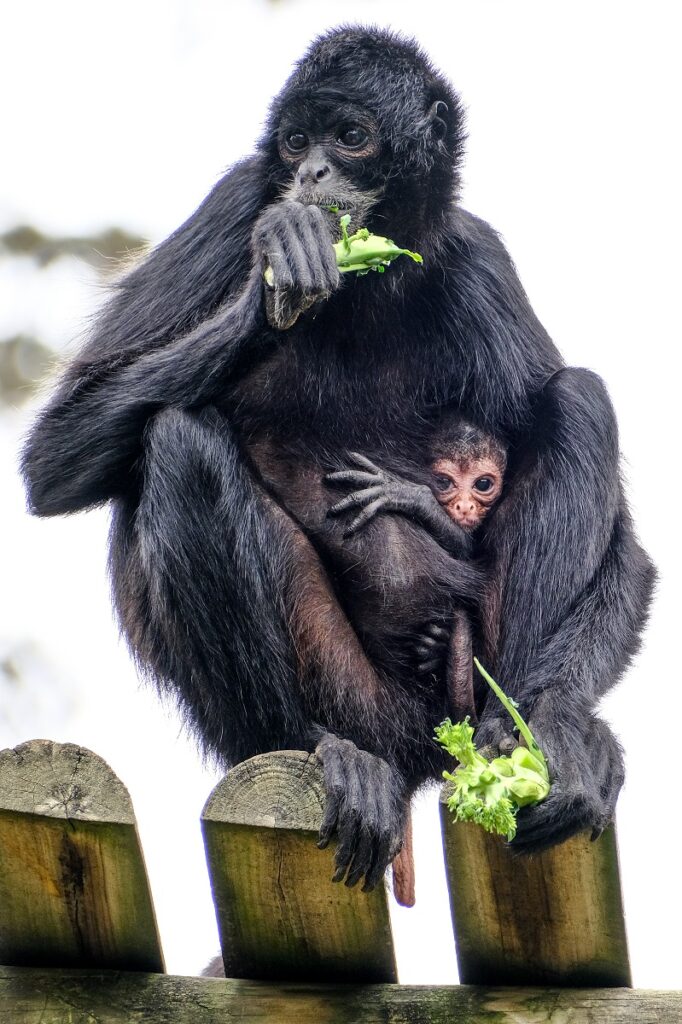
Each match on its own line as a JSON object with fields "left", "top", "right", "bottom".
{"left": 327, "top": 415, "right": 507, "bottom": 723}
{"left": 326, "top": 414, "right": 506, "bottom": 906}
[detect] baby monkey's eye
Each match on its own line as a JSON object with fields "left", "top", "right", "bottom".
{"left": 474, "top": 476, "right": 494, "bottom": 493}
{"left": 434, "top": 475, "right": 453, "bottom": 492}
{"left": 337, "top": 126, "right": 368, "bottom": 149}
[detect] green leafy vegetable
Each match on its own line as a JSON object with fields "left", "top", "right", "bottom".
{"left": 263, "top": 212, "right": 423, "bottom": 287}
{"left": 435, "top": 659, "right": 550, "bottom": 840}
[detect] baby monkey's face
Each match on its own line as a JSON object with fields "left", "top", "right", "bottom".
{"left": 430, "top": 456, "right": 504, "bottom": 532}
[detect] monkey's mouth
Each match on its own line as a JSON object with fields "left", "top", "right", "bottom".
{"left": 297, "top": 193, "right": 353, "bottom": 211}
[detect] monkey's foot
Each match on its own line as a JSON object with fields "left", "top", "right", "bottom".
{"left": 315, "top": 733, "right": 405, "bottom": 892}
{"left": 511, "top": 783, "right": 613, "bottom": 853}
{"left": 511, "top": 715, "right": 623, "bottom": 852}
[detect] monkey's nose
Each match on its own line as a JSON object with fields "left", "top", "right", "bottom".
{"left": 298, "top": 160, "right": 331, "bottom": 185}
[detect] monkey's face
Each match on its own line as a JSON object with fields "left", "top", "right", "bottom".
{"left": 277, "top": 100, "right": 385, "bottom": 226}
{"left": 430, "top": 456, "right": 504, "bottom": 532}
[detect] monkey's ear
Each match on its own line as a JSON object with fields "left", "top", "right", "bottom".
{"left": 427, "top": 100, "right": 449, "bottom": 143}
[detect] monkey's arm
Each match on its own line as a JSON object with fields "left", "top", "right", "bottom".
{"left": 326, "top": 453, "right": 473, "bottom": 558}
{"left": 23, "top": 199, "right": 340, "bottom": 516}
{"left": 22, "top": 265, "right": 268, "bottom": 515}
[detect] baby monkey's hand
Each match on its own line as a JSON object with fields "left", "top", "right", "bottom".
{"left": 325, "top": 452, "right": 433, "bottom": 537}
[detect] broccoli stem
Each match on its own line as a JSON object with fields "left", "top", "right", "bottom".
{"left": 474, "top": 658, "right": 548, "bottom": 780}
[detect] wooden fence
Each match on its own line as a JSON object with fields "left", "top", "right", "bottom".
{"left": 0, "top": 738, "right": 678, "bottom": 1023}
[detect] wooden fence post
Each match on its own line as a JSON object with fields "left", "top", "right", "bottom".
{"left": 440, "top": 794, "right": 631, "bottom": 987}
{"left": 201, "top": 750, "right": 397, "bottom": 982}
{"left": 0, "top": 739, "right": 163, "bottom": 972}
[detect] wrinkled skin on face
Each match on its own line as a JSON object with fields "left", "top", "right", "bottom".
{"left": 431, "top": 454, "right": 505, "bottom": 531}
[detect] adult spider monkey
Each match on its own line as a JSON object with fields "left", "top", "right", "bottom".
{"left": 22, "top": 27, "right": 654, "bottom": 894}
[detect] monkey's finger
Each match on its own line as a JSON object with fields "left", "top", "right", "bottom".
{"left": 325, "top": 470, "right": 379, "bottom": 488}
{"left": 362, "top": 823, "right": 399, "bottom": 893}
{"left": 347, "top": 452, "right": 383, "bottom": 474}
{"left": 425, "top": 623, "right": 449, "bottom": 640}
{"left": 343, "top": 498, "right": 388, "bottom": 536}
{"left": 345, "top": 793, "right": 380, "bottom": 888}
{"left": 317, "top": 745, "right": 347, "bottom": 850}
{"left": 263, "top": 236, "right": 296, "bottom": 291}
{"left": 332, "top": 793, "right": 364, "bottom": 882}
{"left": 416, "top": 635, "right": 440, "bottom": 651}
{"left": 318, "top": 795, "right": 341, "bottom": 850}
{"left": 328, "top": 486, "right": 383, "bottom": 516}
{"left": 417, "top": 658, "right": 441, "bottom": 675}
{"left": 301, "top": 205, "right": 339, "bottom": 292}
{"left": 278, "top": 217, "right": 316, "bottom": 292}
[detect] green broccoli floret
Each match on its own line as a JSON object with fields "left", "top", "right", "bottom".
{"left": 263, "top": 212, "right": 422, "bottom": 287}
{"left": 435, "top": 659, "right": 550, "bottom": 841}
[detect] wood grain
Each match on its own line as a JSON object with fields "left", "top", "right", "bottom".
{"left": 1, "top": 968, "right": 678, "bottom": 1024}
{"left": 0, "top": 739, "right": 163, "bottom": 972}
{"left": 201, "top": 750, "right": 397, "bottom": 981}
{"left": 440, "top": 794, "right": 630, "bottom": 987}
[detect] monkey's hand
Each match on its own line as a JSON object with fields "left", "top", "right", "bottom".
{"left": 326, "top": 453, "right": 472, "bottom": 557}
{"left": 315, "top": 732, "right": 406, "bottom": 891}
{"left": 415, "top": 621, "right": 451, "bottom": 675}
{"left": 326, "top": 452, "right": 434, "bottom": 537}
{"left": 253, "top": 200, "right": 340, "bottom": 330}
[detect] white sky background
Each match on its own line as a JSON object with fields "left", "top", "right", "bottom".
{"left": 1, "top": 0, "right": 680, "bottom": 986}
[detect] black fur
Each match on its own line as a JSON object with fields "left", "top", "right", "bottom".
{"left": 22, "top": 27, "right": 655, "bottom": 882}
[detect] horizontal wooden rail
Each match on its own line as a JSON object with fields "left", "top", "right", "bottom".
{"left": 202, "top": 750, "right": 396, "bottom": 982}
{"left": 0, "top": 739, "right": 163, "bottom": 972}
{"left": 1, "top": 968, "right": 679, "bottom": 1023}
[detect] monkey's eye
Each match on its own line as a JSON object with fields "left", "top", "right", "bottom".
{"left": 337, "top": 126, "right": 368, "bottom": 149}
{"left": 474, "top": 476, "right": 494, "bottom": 493}
{"left": 285, "top": 131, "right": 308, "bottom": 153}
{"left": 434, "top": 475, "right": 453, "bottom": 493}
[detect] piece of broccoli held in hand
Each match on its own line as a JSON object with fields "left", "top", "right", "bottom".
{"left": 263, "top": 213, "right": 423, "bottom": 287}
{"left": 435, "top": 659, "right": 550, "bottom": 841}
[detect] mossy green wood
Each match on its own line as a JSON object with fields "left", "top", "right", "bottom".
{"left": 0, "top": 739, "right": 163, "bottom": 972}
{"left": 201, "top": 750, "right": 397, "bottom": 982}
{"left": 440, "top": 789, "right": 630, "bottom": 987}
{"left": 1, "top": 969, "right": 680, "bottom": 1024}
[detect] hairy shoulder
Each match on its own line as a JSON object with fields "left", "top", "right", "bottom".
{"left": 78, "top": 154, "right": 271, "bottom": 365}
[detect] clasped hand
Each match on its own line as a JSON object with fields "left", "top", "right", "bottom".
{"left": 252, "top": 200, "right": 341, "bottom": 330}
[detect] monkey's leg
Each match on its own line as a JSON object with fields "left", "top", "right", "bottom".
{"left": 113, "top": 405, "right": 409, "bottom": 889}
{"left": 478, "top": 367, "right": 655, "bottom": 849}
{"left": 111, "top": 405, "right": 305, "bottom": 767}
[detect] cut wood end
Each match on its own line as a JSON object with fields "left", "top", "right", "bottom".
{"left": 202, "top": 750, "right": 325, "bottom": 831}
{"left": 0, "top": 739, "right": 136, "bottom": 824}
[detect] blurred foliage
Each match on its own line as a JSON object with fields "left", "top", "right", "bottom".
{"left": 1, "top": 224, "right": 147, "bottom": 273}
{"left": 0, "top": 221, "right": 147, "bottom": 404}
{"left": 0, "top": 334, "right": 55, "bottom": 407}
{"left": 0, "top": 641, "right": 75, "bottom": 733}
